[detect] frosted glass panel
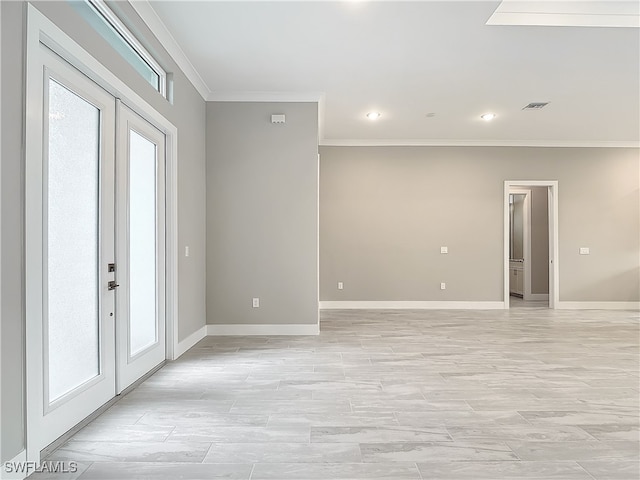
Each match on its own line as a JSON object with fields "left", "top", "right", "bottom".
{"left": 129, "top": 130, "right": 157, "bottom": 356}
{"left": 47, "top": 79, "right": 100, "bottom": 403}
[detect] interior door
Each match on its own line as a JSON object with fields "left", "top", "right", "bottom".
{"left": 26, "top": 47, "right": 116, "bottom": 456}
{"left": 115, "top": 103, "right": 166, "bottom": 393}
{"left": 548, "top": 186, "right": 556, "bottom": 309}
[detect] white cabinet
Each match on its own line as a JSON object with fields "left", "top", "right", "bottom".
{"left": 509, "top": 261, "right": 524, "bottom": 297}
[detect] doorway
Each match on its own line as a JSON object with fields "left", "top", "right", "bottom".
{"left": 26, "top": 43, "right": 168, "bottom": 459}
{"left": 503, "top": 181, "right": 559, "bottom": 309}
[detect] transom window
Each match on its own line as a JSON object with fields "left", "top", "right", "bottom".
{"left": 75, "top": 0, "right": 167, "bottom": 97}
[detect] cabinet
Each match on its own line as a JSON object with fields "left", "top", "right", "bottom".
{"left": 509, "top": 261, "right": 524, "bottom": 297}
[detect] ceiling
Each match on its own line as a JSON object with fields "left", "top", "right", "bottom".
{"left": 137, "top": 1, "right": 639, "bottom": 146}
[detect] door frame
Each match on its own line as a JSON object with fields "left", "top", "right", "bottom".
{"left": 503, "top": 181, "right": 559, "bottom": 309}
{"left": 25, "top": 5, "right": 179, "bottom": 462}
{"left": 508, "top": 188, "right": 531, "bottom": 300}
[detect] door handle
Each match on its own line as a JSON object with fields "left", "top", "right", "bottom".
{"left": 108, "top": 281, "right": 120, "bottom": 290}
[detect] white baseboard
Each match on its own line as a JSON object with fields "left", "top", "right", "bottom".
{"left": 174, "top": 325, "right": 207, "bottom": 359}
{"left": 1, "top": 450, "right": 27, "bottom": 480}
{"left": 319, "top": 301, "right": 506, "bottom": 310}
{"left": 556, "top": 301, "right": 640, "bottom": 310}
{"left": 525, "top": 294, "right": 549, "bottom": 301}
{"left": 206, "top": 323, "right": 319, "bottom": 336}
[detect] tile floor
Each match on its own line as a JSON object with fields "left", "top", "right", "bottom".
{"left": 32, "top": 308, "right": 639, "bottom": 480}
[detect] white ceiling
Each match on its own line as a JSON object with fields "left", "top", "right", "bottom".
{"left": 139, "top": 1, "right": 639, "bottom": 146}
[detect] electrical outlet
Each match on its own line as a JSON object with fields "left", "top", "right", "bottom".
{"left": 440, "top": 282, "right": 446, "bottom": 290}
{"left": 252, "top": 298, "right": 260, "bottom": 308}
{"left": 337, "top": 282, "right": 344, "bottom": 290}
{"left": 579, "top": 247, "right": 590, "bottom": 255}
{"left": 440, "top": 246, "right": 448, "bottom": 254}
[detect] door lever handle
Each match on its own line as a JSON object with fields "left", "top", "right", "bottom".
{"left": 108, "top": 281, "right": 120, "bottom": 290}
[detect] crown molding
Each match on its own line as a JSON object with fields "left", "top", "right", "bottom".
{"left": 129, "top": 0, "right": 211, "bottom": 100}
{"left": 487, "top": 0, "right": 640, "bottom": 28}
{"left": 319, "top": 139, "right": 640, "bottom": 148}
{"left": 208, "top": 91, "right": 325, "bottom": 103}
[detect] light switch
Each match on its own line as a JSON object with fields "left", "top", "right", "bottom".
{"left": 337, "top": 282, "right": 344, "bottom": 290}
{"left": 185, "top": 246, "right": 190, "bottom": 257}
{"left": 440, "top": 246, "right": 448, "bottom": 254}
{"left": 579, "top": 247, "right": 590, "bottom": 255}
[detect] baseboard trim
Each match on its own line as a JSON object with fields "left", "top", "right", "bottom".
{"left": 174, "top": 325, "right": 207, "bottom": 359}
{"left": 525, "top": 294, "right": 549, "bottom": 301}
{"left": 319, "top": 301, "right": 506, "bottom": 310}
{"left": 556, "top": 301, "right": 640, "bottom": 310}
{"left": 1, "top": 449, "right": 27, "bottom": 480}
{"left": 206, "top": 324, "right": 320, "bottom": 336}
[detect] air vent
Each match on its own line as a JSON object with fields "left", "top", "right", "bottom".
{"left": 522, "top": 102, "right": 549, "bottom": 110}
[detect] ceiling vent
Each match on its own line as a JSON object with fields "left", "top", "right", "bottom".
{"left": 522, "top": 102, "right": 549, "bottom": 110}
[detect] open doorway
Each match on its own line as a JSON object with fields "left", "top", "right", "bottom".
{"left": 504, "top": 181, "right": 559, "bottom": 309}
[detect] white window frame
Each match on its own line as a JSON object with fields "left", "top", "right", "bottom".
{"left": 87, "top": 0, "right": 167, "bottom": 97}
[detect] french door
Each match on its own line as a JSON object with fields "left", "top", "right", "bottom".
{"left": 116, "top": 103, "right": 166, "bottom": 393}
{"left": 26, "top": 47, "right": 166, "bottom": 457}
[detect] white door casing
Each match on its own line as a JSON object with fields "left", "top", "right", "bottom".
{"left": 503, "top": 181, "right": 559, "bottom": 309}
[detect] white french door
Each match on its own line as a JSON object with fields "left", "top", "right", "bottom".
{"left": 116, "top": 103, "right": 166, "bottom": 393}
{"left": 26, "top": 47, "right": 166, "bottom": 458}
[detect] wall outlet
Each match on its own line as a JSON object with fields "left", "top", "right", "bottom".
{"left": 252, "top": 297, "right": 260, "bottom": 308}
{"left": 337, "top": 282, "right": 344, "bottom": 290}
{"left": 579, "top": 247, "right": 590, "bottom": 255}
{"left": 440, "top": 282, "right": 446, "bottom": 290}
{"left": 440, "top": 246, "right": 448, "bottom": 254}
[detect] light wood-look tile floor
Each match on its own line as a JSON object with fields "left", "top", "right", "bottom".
{"left": 32, "top": 309, "right": 639, "bottom": 479}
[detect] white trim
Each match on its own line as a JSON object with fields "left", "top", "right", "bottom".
{"left": 0, "top": 1, "right": 3, "bottom": 468}
{"left": 556, "top": 302, "right": 640, "bottom": 310}
{"left": 165, "top": 117, "right": 179, "bottom": 362}
{"left": 486, "top": 1, "right": 640, "bottom": 28}
{"left": 174, "top": 325, "right": 207, "bottom": 358}
{"left": 128, "top": 0, "right": 210, "bottom": 100}
{"left": 208, "top": 91, "right": 325, "bottom": 103}
{"left": 320, "top": 139, "right": 639, "bottom": 148}
{"left": 316, "top": 152, "right": 321, "bottom": 330}
{"left": 319, "top": 301, "right": 505, "bottom": 310}
{"left": 528, "top": 294, "right": 549, "bottom": 301}
{"left": 206, "top": 324, "right": 320, "bottom": 336}
{"left": 487, "top": 11, "right": 640, "bottom": 28}
{"left": 1, "top": 450, "right": 27, "bottom": 480}
{"left": 317, "top": 94, "right": 326, "bottom": 149}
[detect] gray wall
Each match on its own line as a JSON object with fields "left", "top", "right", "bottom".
{"left": 1, "top": 0, "right": 26, "bottom": 463}
{"left": 206, "top": 102, "right": 318, "bottom": 326}
{"left": 530, "top": 186, "right": 549, "bottom": 295}
{"left": 320, "top": 146, "right": 639, "bottom": 303}
{"left": 1, "top": 1, "right": 206, "bottom": 462}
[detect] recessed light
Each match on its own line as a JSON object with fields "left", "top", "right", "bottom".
{"left": 480, "top": 113, "right": 496, "bottom": 121}
{"left": 366, "top": 112, "right": 381, "bottom": 120}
